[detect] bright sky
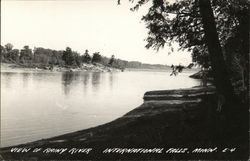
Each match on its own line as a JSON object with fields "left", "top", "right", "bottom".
{"left": 1, "top": 0, "right": 192, "bottom": 65}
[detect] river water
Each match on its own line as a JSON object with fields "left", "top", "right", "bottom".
{"left": 1, "top": 69, "right": 200, "bottom": 147}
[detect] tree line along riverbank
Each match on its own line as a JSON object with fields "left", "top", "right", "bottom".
{"left": 1, "top": 43, "right": 171, "bottom": 72}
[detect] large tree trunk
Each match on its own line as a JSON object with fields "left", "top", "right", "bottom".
{"left": 198, "top": 0, "right": 236, "bottom": 105}
{"left": 238, "top": 8, "right": 249, "bottom": 103}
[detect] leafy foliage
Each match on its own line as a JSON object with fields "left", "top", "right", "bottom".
{"left": 62, "top": 47, "right": 75, "bottom": 66}
{"left": 1, "top": 43, "right": 170, "bottom": 70}
{"left": 109, "top": 55, "right": 115, "bottom": 66}
{"left": 5, "top": 43, "right": 14, "bottom": 52}
{"left": 82, "top": 50, "right": 92, "bottom": 63}
{"left": 170, "top": 63, "right": 194, "bottom": 76}
{"left": 20, "top": 46, "right": 33, "bottom": 64}
{"left": 130, "top": 0, "right": 248, "bottom": 66}
{"left": 92, "top": 52, "right": 102, "bottom": 63}
{"left": 128, "top": 0, "right": 248, "bottom": 102}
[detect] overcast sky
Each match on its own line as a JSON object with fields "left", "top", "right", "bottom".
{"left": 1, "top": 0, "right": 192, "bottom": 65}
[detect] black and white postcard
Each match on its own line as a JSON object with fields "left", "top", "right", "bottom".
{"left": 0, "top": 0, "right": 249, "bottom": 160}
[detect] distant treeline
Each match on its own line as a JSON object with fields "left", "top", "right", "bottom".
{"left": 0, "top": 43, "right": 170, "bottom": 69}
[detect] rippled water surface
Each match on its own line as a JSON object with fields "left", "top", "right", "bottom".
{"left": 1, "top": 70, "right": 200, "bottom": 147}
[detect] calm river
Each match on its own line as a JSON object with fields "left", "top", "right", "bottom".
{"left": 1, "top": 69, "right": 200, "bottom": 147}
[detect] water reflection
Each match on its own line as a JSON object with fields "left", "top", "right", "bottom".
{"left": 82, "top": 72, "right": 90, "bottom": 93}
{"left": 1, "top": 72, "right": 15, "bottom": 88}
{"left": 22, "top": 73, "right": 31, "bottom": 88}
{"left": 1, "top": 70, "right": 200, "bottom": 147}
{"left": 62, "top": 72, "right": 80, "bottom": 95}
{"left": 109, "top": 73, "right": 114, "bottom": 90}
{"left": 91, "top": 72, "right": 101, "bottom": 92}
{"left": 31, "top": 72, "right": 51, "bottom": 82}
{"left": 62, "top": 72, "right": 102, "bottom": 95}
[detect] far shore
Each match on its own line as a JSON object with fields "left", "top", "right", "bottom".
{"left": 1, "top": 62, "right": 199, "bottom": 74}
{"left": 1, "top": 62, "right": 121, "bottom": 73}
